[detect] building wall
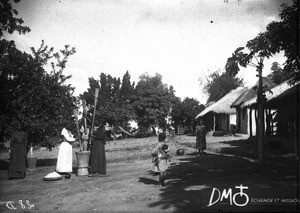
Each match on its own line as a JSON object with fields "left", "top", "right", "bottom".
{"left": 201, "top": 113, "right": 214, "bottom": 132}
{"left": 218, "top": 114, "right": 229, "bottom": 131}
{"left": 247, "top": 108, "right": 257, "bottom": 136}
{"left": 238, "top": 108, "right": 248, "bottom": 134}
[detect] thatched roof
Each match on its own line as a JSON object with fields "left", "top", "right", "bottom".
{"left": 241, "top": 80, "right": 300, "bottom": 107}
{"left": 196, "top": 87, "right": 248, "bottom": 119}
{"left": 231, "top": 77, "right": 276, "bottom": 108}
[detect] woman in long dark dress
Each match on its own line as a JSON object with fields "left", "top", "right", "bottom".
{"left": 8, "top": 124, "right": 28, "bottom": 179}
{"left": 89, "top": 121, "right": 107, "bottom": 177}
{"left": 196, "top": 120, "right": 207, "bottom": 155}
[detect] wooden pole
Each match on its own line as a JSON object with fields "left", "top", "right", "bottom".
{"left": 82, "top": 100, "right": 88, "bottom": 134}
{"left": 73, "top": 108, "right": 82, "bottom": 151}
{"left": 88, "top": 88, "right": 99, "bottom": 146}
{"left": 257, "top": 58, "right": 264, "bottom": 166}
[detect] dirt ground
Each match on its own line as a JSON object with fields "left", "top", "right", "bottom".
{"left": 0, "top": 134, "right": 299, "bottom": 213}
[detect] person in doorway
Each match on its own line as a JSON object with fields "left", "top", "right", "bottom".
{"left": 56, "top": 127, "right": 75, "bottom": 177}
{"left": 8, "top": 122, "right": 28, "bottom": 179}
{"left": 89, "top": 120, "right": 108, "bottom": 177}
{"left": 196, "top": 119, "right": 207, "bottom": 155}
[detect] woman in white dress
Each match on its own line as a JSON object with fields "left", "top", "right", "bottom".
{"left": 56, "top": 128, "right": 75, "bottom": 176}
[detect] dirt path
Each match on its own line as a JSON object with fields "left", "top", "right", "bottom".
{"left": 0, "top": 134, "right": 299, "bottom": 212}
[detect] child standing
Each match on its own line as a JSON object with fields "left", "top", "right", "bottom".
{"left": 151, "top": 133, "right": 172, "bottom": 186}
{"left": 151, "top": 132, "right": 167, "bottom": 172}
{"left": 157, "top": 144, "right": 171, "bottom": 186}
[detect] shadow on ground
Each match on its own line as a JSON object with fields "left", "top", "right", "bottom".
{"left": 36, "top": 159, "right": 57, "bottom": 167}
{"left": 138, "top": 177, "right": 159, "bottom": 185}
{"left": 216, "top": 138, "right": 297, "bottom": 166}
{"left": 146, "top": 150, "right": 299, "bottom": 213}
{"left": 0, "top": 158, "right": 58, "bottom": 171}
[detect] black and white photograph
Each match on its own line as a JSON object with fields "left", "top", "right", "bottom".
{"left": 0, "top": 0, "right": 299, "bottom": 212}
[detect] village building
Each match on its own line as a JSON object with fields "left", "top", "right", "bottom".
{"left": 240, "top": 80, "right": 300, "bottom": 153}
{"left": 196, "top": 77, "right": 299, "bottom": 156}
{"left": 195, "top": 87, "right": 248, "bottom": 135}
{"left": 231, "top": 77, "right": 277, "bottom": 136}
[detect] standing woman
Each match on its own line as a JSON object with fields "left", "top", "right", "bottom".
{"left": 89, "top": 120, "right": 107, "bottom": 177}
{"left": 196, "top": 119, "right": 207, "bottom": 155}
{"left": 8, "top": 122, "right": 28, "bottom": 179}
{"left": 56, "top": 127, "right": 75, "bottom": 177}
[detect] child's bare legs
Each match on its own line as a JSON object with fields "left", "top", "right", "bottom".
{"left": 159, "top": 171, "right": 167, "bottom": 186}
{"left": 198, "top": 149, "right": 206, "bottom": 155}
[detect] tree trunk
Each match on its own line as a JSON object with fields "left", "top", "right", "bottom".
{"left": 257, "top": 59, "right": 264, "bottom": 166}
{"left": 258, "top": 103, "right": 264, "bottom": 165}
{"left": 249, "top": 107, "right": 253, "bottom": 137}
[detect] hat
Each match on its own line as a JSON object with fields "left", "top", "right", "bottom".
{"left": 61, "top": 128, "right": 75, "bottom": 142}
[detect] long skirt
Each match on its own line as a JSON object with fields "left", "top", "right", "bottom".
{"left": 8, "top": 144, "right": 26, "bottom": 179}
{"left": 56, "top": 142, "right": 73, "bottom": 173}
{"left": 196, "top": 137, "right": 206, "bottom": 150}
{"left": 90, "top": 140, "right": 106, "bottom": 174}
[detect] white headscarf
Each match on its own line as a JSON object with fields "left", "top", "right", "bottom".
{"left": 61, "top": 128, "right": 75, "bottom": 142}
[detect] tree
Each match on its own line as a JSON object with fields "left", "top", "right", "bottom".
{"left": 133, "top": 73, "right": 177, "bottom": 131}
{"left": 201, "top": 70, "right": 244, "bottom": 103}
{"left": 171, "top": 98, "right": 204, "bottom": 133}
{"left": 0, "top": 40, "right": 77, "bottom": 148}
{"left": 267, "top": 62, "right": 289, "bottom": 85}
{"left": 264, "top": 0, "right": 299, "bottom": 84}
{"left": 225, "top": 32, "right": 280, "bottom": 165}
{"left": 226, "top": 0, "right": 299, "bottom": 165}
{"left": 81, "top": 71, "right": 136, "bottom": 128}
{"left": 0, "top": 0, "right": 77, "bottom": 149}
{"left": 0, "top": 0, "right": 30, "bottom": 37}
{"left": 120, "top": 71, "right": 135, "bottom": 102}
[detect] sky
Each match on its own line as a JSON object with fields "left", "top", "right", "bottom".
{"left": 6, "top": 0, "right": 292, "bottom": 104}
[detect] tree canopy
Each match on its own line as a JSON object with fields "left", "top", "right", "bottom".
{"left": 267, "top": 62, "right": 289, "bottom": 85}
{"left": 0, "top": 0, "right": 31, "bottom": 37}
{"left": 170, "top": 97, "right": 204, "bottom": 130}
{"left": 201, "top": 70, "right": 244, "bottom": 103}
{"left": 80, "top": 71, "right": 136, "bottom": 128}
{"left": 1, "top": 0, "right": 77, "bottom": 149}
{"left": 133, "top": 73, "right": 177, "bottom": 130}
{"left": 264, "top": 0, "right": 299, "bottom": 84}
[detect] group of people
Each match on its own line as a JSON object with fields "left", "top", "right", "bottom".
{"left": 7, "top": 120, "right": 108, "bottom": 180}
{"left": 8, "top": 119, "right": 207, "bottom": 184}
{"left": 55, "top": 120, "right": 108, "bottom": 178}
